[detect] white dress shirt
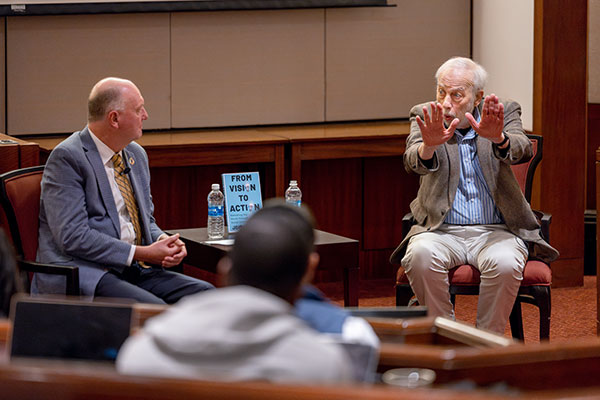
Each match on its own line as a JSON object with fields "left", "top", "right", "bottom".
{"left": 89, "top": 128, "right": 137, "bottom": 265}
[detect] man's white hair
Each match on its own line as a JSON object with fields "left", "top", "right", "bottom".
{"left": 435, "top": 57, "right": 488, "bottom": 93}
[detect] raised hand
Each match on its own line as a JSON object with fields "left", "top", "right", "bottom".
{"left": 465, "top": 94, "right": 504, "bottom": 143}
{"left": 416, "top": 102, "right": 458, "bottom": 159}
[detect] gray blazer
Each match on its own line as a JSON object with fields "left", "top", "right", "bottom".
{"left": 34, "top": 127, "right": 164, "bottom": 295}
{"left": 390, "top": 100, "right": 559, "bottom": 265}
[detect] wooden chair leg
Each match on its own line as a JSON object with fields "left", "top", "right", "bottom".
{"left": 395, "top": 284, "right": 415, "bottom": 306}
{"left": 531, "top": 286, "right": 551, "bottom": 340}
{"left": 509, "top": 299, "right": 525, "bottom": 341}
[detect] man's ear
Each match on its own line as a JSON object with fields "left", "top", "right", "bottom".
{"left": 301, "top": 252, "right": 319, "bottom": 286}
{"left": 107, "top": 110, "right": 119, "bottom": 128}
{"left": 216, "top": 256, "right": 232, "bottom": 288}
{"left": 474, "top": 90, "right": 484, "bottom": 107}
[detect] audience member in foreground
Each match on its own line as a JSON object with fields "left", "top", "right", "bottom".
{"left": 296, "top": 284, "right": 380, "bottom": 350}
{"left": 35, "top": 77, "right": 213, "bottom": 302}
{"left": 117, "top": 203, "right": 354, "bottom": 383}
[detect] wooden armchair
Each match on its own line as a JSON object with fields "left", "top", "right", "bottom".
{"left": 395, "top": 135, "right": 552, "bottom": 340}
{"left": 0, "top": 166, "right": 79, "bottom": 295}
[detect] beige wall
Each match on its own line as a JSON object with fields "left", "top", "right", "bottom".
{"left": 171, "top": 10, "right": 325, "bottom": 128}
{"left": 4, "top": 2, "right": 470, "bottom": 135}
{"left": 325, "top": 0, "right": 470, "bottom": 121}
{"left": 590, "top": 0, "right": 600, "bottom": 103}
{"left": 472, "top": 0, "right": 534, "bottom": 131}
{"left": 6, "top": 14, "right": 171, "bottom": 135}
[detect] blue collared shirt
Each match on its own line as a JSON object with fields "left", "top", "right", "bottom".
{"left": 444, "top": 110, "right": 503, "bottom": 225}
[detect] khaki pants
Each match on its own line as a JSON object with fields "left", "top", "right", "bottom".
{"left": 401, "top": 224, "right": 528, "bottom": 334}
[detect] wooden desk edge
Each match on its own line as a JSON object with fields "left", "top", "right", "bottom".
{"left": 21, "top": 121, "right": 410, "bottom": 152}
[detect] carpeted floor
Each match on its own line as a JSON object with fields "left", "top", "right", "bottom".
{"left": 316, "top": 275, "right": 597, "bottom": 343}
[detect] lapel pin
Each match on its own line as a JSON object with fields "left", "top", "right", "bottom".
{"left": 129, "top": 157, "right": 135, "bottom": 166}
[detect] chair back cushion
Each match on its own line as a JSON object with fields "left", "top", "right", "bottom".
{"left": 509, "top": 136, "right": 540, "bottom": 202}
{"left": 1, "top": 168, "right": 44, "bottom": 261}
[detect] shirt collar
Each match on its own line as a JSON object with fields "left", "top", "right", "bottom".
{"left": 455, "top": 107, "right": 480, "bottom": 141}
{"left": 88, "top": 127, "right": 121, "bottom": 166}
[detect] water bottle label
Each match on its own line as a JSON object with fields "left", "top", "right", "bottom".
{"left": 286, "top": 200, "right": 301, "bottom": 207}
{"left": 208, "top": 205, "right": 224, "bottom": 217}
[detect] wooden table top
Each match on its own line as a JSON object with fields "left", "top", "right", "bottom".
{"left": 172, "top": 227, "right": 358, "bottom": 251}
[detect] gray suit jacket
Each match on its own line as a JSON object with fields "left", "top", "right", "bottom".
{"left": 390, "top": 100, "right": 559, "bottom": 265}
{"left": 35, "top": 127, "right": 164, "bottom": 295}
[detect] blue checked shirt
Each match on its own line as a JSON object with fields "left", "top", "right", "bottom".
{"left": 444, "top": 110, "right": 504, "bottom": 225}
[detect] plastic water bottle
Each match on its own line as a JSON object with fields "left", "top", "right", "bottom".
{"left": 285, "top": 180, "right": 302, "bottom": 207}
{"left": 207, "top": 183, "right": 224, "bottom": 239}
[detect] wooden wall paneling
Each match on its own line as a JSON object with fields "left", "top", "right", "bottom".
{"left": 145, "top": 143, "right": 281, "bottom": 168}
{"left": 272, "top": 142, "right": 285, "bottom": 197}
{"left": 359, "top": 249, "right": 398, "bottom": 281}
{"left": 588, "top": 104, "right": 600, "bottom": 209}
{"left": 18, "top": 141, "right": 40, "bottom": 167}
{"left": 0, "top": 135, "right": 28, "bottom": 256}
{"left": 597, "top": 149, "right": 600, "bottom": 333}
{"left": 534, "top": 0, "right": 587, "bottom": 287}
{"left": 170, "top": 10, "right": 325, "bottom": 128}
{"left": 301, "top": 158, "right": 363, "bottom": 241}
{"left": 6, "top": 14, "right": 170, "bottom": 135}
{"left": 6, "top": 135, "right": 40, "bottom": 167}
{"left": 325, "top": 0, "right": 471, "bottom": 121}
{"left": 0, "top": 17, "right": 5, "bottom": 134}
{"left": 298, "top": 138, "right": 405, "bottom": 160}
{"left": 0, "top": 142, "right": 19, "bottom": 174}
{"left": 0, "top": 134, "right": 40, "bottom": 168}
{"left": 138, "top": 129, "right": 286, "bottom": 195}
{"left": 300, "top": 158, "right": 362, "bottom": 281}
{"left": 362, "top": 156, "right": 419, "bottom": 280}
{"left": 150, "top": 162, "right": 273, "bottom": 231}
{"left": 362, "top": 155, "right": 419, "bottom": 250}
{"left": 289, "top": 142, "right": 302, "bottom": 186}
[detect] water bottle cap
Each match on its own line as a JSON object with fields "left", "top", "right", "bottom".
{"left": 211, "top": 183, "right": 220, "bottom": 190}
{"left": 289, "top": 180, "right": 297, "bottom": 186}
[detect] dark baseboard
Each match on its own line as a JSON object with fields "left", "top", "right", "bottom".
{"left": 584, "top": 209, "right": 596, "bottom": 275}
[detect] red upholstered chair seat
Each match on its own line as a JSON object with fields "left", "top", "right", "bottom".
{"left": 448, "top": 265, "right": 480, "bottom": 285}
{"left": 396, "top": 260, "right": 552, "bottom": 288}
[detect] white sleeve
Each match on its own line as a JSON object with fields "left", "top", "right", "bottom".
{"left": 341, "top": 316, "right": 380, "bottom": 349}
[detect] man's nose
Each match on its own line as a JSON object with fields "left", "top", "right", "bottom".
{"left": 442, "top": 95, "right": 452, "bottom": 109}
{"left": 142, "top": 107, "right": 148, "bottom": 120}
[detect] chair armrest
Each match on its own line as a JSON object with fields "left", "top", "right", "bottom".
{"left": 18, "top": 260, "right": 80, "bottom": 296}
{"left": 402, "top": 212, "right": 416, "bottom": 238}
{"left": 532, "top": 209, "right": 551, "bottom": 242}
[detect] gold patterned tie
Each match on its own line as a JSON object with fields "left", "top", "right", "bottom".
{"left": 111, "top": 153, "right": 143, "bottom": 246}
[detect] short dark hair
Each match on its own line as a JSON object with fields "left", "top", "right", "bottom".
{"left": 228, "top": 202, "right": 315, "bottom": 300}
{"left": 87, "top": 86, "right": 123, "bottom": 122}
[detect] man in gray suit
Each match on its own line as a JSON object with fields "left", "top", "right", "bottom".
{"left": 390, "top": 57, "right": 558, "bottom": 334}
{"left": 35, "top": 77, "right": 213, "bottom": 303}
